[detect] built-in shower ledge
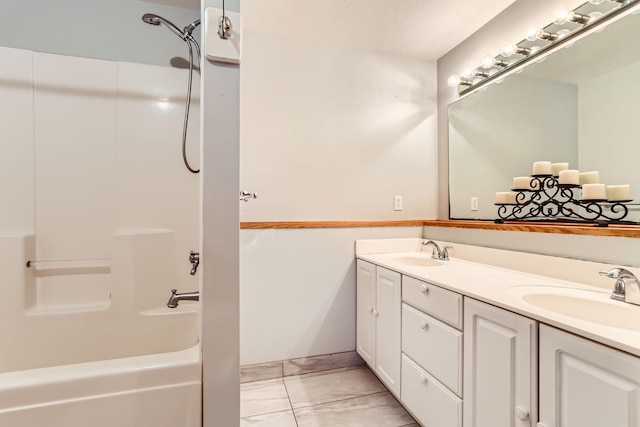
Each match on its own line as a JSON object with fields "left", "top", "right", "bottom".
{"left": 26, "top": 302, "right": 111, "bottom": 316}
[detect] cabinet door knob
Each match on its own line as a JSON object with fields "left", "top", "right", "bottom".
{"left": 419, "top": 375, "right": 428, "bottom": 384}
{"left": 368, "top": 306, "right": 373, "bottom": 313}
{"left": 420, "top": 285, "right": 429, "bottom": 294}
{"left": 372, "top": 309, "right": 379, "bottom": 317}
{"left": 515, "top": 406, "right": 529, "bottom": 421}
{"left": 419, "top": 321, "right": 429, "bottom": 330}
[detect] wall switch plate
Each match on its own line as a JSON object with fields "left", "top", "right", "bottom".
{"left": 205, "top": 7, "right": 241, "bottom": 64}
{"left": 471, "top": 197, "right": 479, "bottom": 211}
{"left": 394, "top": 195, "right": 403, "bottom": 211}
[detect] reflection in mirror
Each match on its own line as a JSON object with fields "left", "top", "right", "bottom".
{"left": 449, "top": 5, "right": 640, "bottom": 223}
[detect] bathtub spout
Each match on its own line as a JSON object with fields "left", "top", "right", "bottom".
{"left": 167, "top": 289, "right": 199, "bottom": 308}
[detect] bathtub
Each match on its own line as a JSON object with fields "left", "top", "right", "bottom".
{"left": 0, "top": 343, "right": 201, "bottom": 426}
{"left": 0, "top": 233, "right": 202, "bottom": 426}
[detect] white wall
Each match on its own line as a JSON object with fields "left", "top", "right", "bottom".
{"left": 0, "top": 0, "right": 200, "bottom": 67}
{"left": 436, "top": 0, "right": 640, "bottom": 266}
{"left": 239, "top": 17, "right": 438, "bottom": 364}
{"left": 0, "top": 46, "right": 200, "bottom": 310}
{"left": 240, "top": 226, "right": 422, "bottom": 365}
{"left": 449, "top": 74, "right": 578, "bottom": 219}
{"left": 200, "top": 1, "right": 241, "bottom": 426}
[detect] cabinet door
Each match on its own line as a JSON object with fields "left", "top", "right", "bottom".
{"left": 356, "top": 260, "right": 376, "bottom": 367}
{"left": 539, "top": 325, "right": 640, "bottom": 427}
{"left": 464, "top": 298, "right": 538, "bottom": 427}
{"left": 375, "top": 266, "right": 402, "bottom": 397}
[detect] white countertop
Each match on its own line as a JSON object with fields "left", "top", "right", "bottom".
{"left": 358, "top": 249, "right": 640, "bottom": 357}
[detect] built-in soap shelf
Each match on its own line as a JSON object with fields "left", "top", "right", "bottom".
{"left": 26, "top": 258, "right": 111, "bottom": 275}
{"left": 25, "top": 258, "right": 112, "bottom": 315}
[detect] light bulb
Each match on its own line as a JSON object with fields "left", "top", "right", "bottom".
{"left": 480, "top": 55, "right": 495, "bottom": 69}
{"left": 462, "top": 68, "right": 476, "bottom": 79}
{"left": 501, "top": 44, "right": 531, "bottom": 57}
{"left": 553, "top": 10, "right": 571, "bottom": 25}
{"left": 526, "top": 28, "right": 539, "bottom": 41}
{"left": 447, "top": 74, "right": 461, "bottom": 87}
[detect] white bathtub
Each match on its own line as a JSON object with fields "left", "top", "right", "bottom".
{"left": 0, "top": 233, "right": 202, "bottom": 426}
{"left": 0, "top": 344, "right": 201, "bottom": 426}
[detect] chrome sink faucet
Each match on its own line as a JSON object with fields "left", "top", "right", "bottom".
{"left": 422, "top": 240, "right": 453, "bottom": 261}
{"left": 599, "top": 267, "right": 640, "bottom": 306}
{"left": 167, "top": 289, "right": 199, "bottom": 308}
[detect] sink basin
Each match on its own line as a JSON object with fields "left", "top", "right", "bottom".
{"left": 384, "top": 253, "right": 444, "bottom": 267}
{"left": 511, "top": 286, "right": 640, "bottom": 332}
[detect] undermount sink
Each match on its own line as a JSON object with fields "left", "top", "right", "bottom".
{"left": 510, "top": 286, "right": 640, "bottom": 332}
{"left": 384, "top": 253, "right": 445, "bottom": 267}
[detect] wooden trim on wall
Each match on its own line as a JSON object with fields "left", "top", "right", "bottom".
{"left": 240, "top": 220, "right": 426, "bottom": 229}
{"left": 424, "top": 220, "right": 640, "bottom": 238}
{"left": 239, "top": 219, "right": 640, "bottom": 237}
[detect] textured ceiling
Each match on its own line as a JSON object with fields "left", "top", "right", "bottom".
{"left": 242, "top": 0, "right": 518, "bottom": 60}
{"left": 141, "top": 0, "right": 518, "bottom": 60}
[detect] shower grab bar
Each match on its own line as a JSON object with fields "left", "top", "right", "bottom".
{"left": 26, "top": 258, "right": 111, "bottom": 271}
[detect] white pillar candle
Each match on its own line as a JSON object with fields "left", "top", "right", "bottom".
{"left": 579, "top": 171, "right": 600, "bottom": 185}
{"left": 533, "top": 161, "right": 552, "bottom": 175}
{"left": 513, "top": 177, "right": 532, "bottom": 190}
{"left": 607, "top": 185, "right": 631, "bottom": 201}
{"left": 495, "top": 192, "right": 517, "bottom": 204}
{"left": 551, "top": 162, "right": 569, "bottom": 176}
{"left": 558, "top": 170, "right": 580, "bottom": 185}
{"left": 582, "top": 183, "right": 607, "bottom": 200}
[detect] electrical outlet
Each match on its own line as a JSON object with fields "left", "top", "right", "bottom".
{"left": 394, "top": 195, "right": 403, "bottom": 211}
{"left": 471, "top": 197, "right": 479, "bottom": 211}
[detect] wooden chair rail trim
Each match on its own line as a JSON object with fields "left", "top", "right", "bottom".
{"left": 239, "top": 219, "right": 640, "bottom": 237}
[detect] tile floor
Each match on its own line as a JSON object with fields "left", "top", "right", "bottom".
{"left": 240, "top": 366, "right": 418, "bottom": 426}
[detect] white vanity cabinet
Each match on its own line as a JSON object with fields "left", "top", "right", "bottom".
{"left": 355, "top": 260, "right": 401, "bottom": 397}
{"left": 463, "top": 298, "right": 538, "bottom": 427}
{"left": 401, "top": 275, "right": 463, "bottom": 427}
{"left": 538, "top": 325, "right": 640, "bottom": 427}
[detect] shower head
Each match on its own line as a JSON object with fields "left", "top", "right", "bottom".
{"left": 142, "top": 13, "right": 186, "bottom": 40}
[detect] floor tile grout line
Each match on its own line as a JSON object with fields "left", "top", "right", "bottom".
{"left": 240, "top": 408, "right": 296, "bottom": 422}
{"left": 281, "top": 373, "right": 299, "bottom": 427}
{"left": 289, "top": 390, "right": 391, "bottom": 411}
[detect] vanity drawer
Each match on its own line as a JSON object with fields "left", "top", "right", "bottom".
{"left": 402, "top": 303, "right": 462, "bottom": 395}
{"left": 402, "top": 275, "right": 462, "bottom": 329}
{"left": 401, "top": 354, "right": 462, "bottom": 427}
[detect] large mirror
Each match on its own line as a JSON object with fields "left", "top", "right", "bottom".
{"left": 448, "top": 4, "right": 640, "bottom": 223}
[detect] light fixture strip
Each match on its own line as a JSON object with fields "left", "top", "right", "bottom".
{"left": 448, "top": 0, "right": 640, "bottom": 96}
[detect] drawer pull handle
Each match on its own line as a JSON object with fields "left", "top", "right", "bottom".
{"left": 419, "top": 375, "right": 428, "bottom": 384}
{"left": 420, "top": 285, "right": 429, "bottom": 294}
{"left": 419, "top": 321, "right": 429, "bottom": 330}
{"left": 515, "top": 407, "right": 529, "bottom": 421}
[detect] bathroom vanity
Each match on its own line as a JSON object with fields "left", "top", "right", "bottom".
{"left": 355, "top": 239, "right": 640, "bottom": 427}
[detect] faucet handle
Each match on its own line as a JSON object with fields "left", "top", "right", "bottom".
{"left": 599, "top": 268, "right": 635, "bottom": 279}
{"left": 441, "top": 246, "right": 453, "bottom": 261}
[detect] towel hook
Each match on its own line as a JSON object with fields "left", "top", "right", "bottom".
{"left": 218, "top": 0, "right": 232, "bottom": 39}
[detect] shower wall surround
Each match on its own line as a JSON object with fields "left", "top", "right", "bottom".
{"left": 0, "top": 46, "right": 199, "bottom": 313}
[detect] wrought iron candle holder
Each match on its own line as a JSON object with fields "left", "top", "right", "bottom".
{"left": 495, "top": 175, "right": 632, "bottom": 226}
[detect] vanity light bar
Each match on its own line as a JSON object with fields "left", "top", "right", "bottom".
{"left": 448, "top": 0, "right": 639, "bottom": 92}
